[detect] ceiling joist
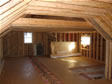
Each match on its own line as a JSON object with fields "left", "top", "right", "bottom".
{"left": 28, "top": 1, "right": 110, "bottom": 14}
{"left": 0, "top": 0, "right": 112, "bottom": 40}
{"left": 12, "top": 18, "right": 94, "bottom": 31}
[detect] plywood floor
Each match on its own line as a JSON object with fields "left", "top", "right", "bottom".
{"left": 37, "top": 56, "right": 112, "bottom": 84}
{"left": 0, "top": 57, "right": 45, "bottom": 84}
{"left": 0, "top": 56, "right": 112, "bottom": 84}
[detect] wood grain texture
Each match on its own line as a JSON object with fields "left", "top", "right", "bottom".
{"left": 0, "top": 57, "right": 45, "bottom": 84}
{"left": 3, "top": 31, "right": 50, "bottom": 57}
{"left": 12, "top": 18, "right": 94, "bottom": 31}
{"left": 0, "top": 0, "right": 112, "bottom": 80}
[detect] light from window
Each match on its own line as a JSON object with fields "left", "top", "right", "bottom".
{"left": 81, "top": 35, "right": 90, "bottom": 47}
{"left": 24, "top": 32, "right": 32, "bottom": 43}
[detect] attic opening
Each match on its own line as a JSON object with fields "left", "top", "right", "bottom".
{"left": 23, "top": 14, "right": 86, "bottom": 21}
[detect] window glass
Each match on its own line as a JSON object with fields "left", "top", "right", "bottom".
{"left": 24, "top": 32, "right": 32, "bottom": 43}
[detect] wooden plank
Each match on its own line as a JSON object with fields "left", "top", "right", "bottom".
{"left": 25, "top": 9, "right": 94, "bottom": 18}
{"left": 89, "top": 33, "right": 92, "bottom": 58}
{"left": 86, "top": 18, "right": 111, "bottom": 40}
{"left": 104, "top": 14, "right": 112, "bottom": 25}
{"left": 105, "top": 40, "right": 112, "bottom": 80}
{"left": 96, "top": 33, "right": 99, "bottom": 60}
{"left": 72, "top": 33, "right": 74, "bottom": 41}
{"left": 55, "top": 32, "right": 57, "bottom": 42}
{"left": 0, "top": 0, "right": 23, "bottom": 14}
{"left": 63, "top": 33, "right": 65, "bottom": 42}
{"left": 0, "top": 5, "right": 27, "bottom": 33}
{"left": 12, "top": 18, "right": 94, "bottom": 31}
{"left": 94, "top": 17, "right": 112, "bottom": 39}
{"left": 93, "top": 33, "right": 96, "bottom": 60}
{"left": 76, "top": 33, "right": 79, "bottom": 52}
{"left": 27, "top": 6, "right": 103, "bottom": 16}
{"left": 86, "top": 33, "right": 89, "bottom": 57}
{"left": 0, "top": 1, "right": 29, "bottom": 20}
{"left": 0, "top": 27, "right": 12, "bottom": 38}
{"left": 1, "top": 5, "right": 27, "bottom": 25}
{"left": 28, "top": 1, "right": 109, "bottom": 14}
{"left": 13, "top": 28, "right": 96, "bottom": 33}
{"left": 79, "top": 33, "right": 81, "bottom": 53}
{"left": 38, "top": 0, "right": 112, "bottom": 6}
{"left": 0, "top": 38, "right": 3, "bottom": 60}
{"left": 81, "top": 33, "right": 82, "bottom": 55}
{"left": 60, "top": 33, "right": 62, "bottom": 42}
{"left": 100, "top": 35, "right": 103, "bottom": 61}
{"left": 108, "top": 41, "right": 112, "bottom": 79}
{"left": 68, "top": 33, "right": 70, "bottom": 41}
{"left": 97, "top": 0, "right": 112, "bottom": 3}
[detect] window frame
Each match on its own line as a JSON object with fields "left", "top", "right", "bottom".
{"left": 24, "top": 32, "right": 33, "bottom": 44}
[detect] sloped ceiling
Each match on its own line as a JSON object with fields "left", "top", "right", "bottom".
{"left": 0, "top": 0, "right": 30, "bottom": 34}
{"left": 0, "top": 0, "right": 112, "bottom": 40}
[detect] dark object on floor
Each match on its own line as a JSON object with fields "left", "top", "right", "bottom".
{"left": 36, "top": 43, "right": 44, "bottom": 56}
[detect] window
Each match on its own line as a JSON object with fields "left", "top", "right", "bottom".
{"left": 24, "top": 32, "right": 32, "bottom": 43}
{"left": 81, "top": 35, "right": 90, "bottom": 47}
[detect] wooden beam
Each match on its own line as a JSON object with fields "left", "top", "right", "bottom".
{"left": 38, "top": 0, "right": 112, "bottom": 4}
{"left": 0, "top": 5, "right": 27, "bottom": 33}
{"left": 93, "top": 33, "right": 96, "bottom": 60}
{"left": 27, "top": 6, "right": 104, "bottom": 16}
{"left": 0, "top": 1, "right": 29, "bottom": 20}
{"left": 96, "top": 33, "right": 99, "bottom": 60}
{"left": 25, "top": 9, "right": 94, "bottom": 18}
{"left": 0, "top": 27, "right": 12, "bottom": 38}
{"left": 100, "top": 35, "right": 103, "bottom": 61}
{"left": 94, "top": 16, "right": 112, "bottom": 39}
{"left": 89, "top": 33, "right": 92, "bottom": 58}
{"left": 12, "top": 18, "right": 94, "bottom": 31}
{"left": 28, "top": 1, "right": 110, "bottom": 14}
{"left": 105, "top": 40, "right": 112, "bottom": 80}
{"left": 97, "top": 0, "right": 112, "bottom": 3}
{"left": 0, "top": 0, "right": 30, "bottom": 34}
{"left": 86, "top": 18, "right": 112, "bottom": 40}
{"left": 0, "top": 0, "right": 23, "bottom": 14}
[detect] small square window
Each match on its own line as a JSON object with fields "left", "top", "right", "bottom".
{"left": 24, "top": 32, "right": 32, "bottom": 43}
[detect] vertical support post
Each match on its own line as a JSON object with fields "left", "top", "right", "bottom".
{"left": 68, "top": 33, "right": 70, "bottom": 41}
{"left": 89, "top": 33, "right": 92, "bottom": 59}
{"left": 96, "top": 33, "right": 99, "bottom": 60}
{"left": 105, "top": 40, "right": 112, "bottom": 80}
{"left": 55, "top": 32, "right": 57, "bottom": 42}
{"left": 100, "top": 35, "right": 103, "bottom": 61}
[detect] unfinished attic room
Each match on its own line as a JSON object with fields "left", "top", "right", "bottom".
{"left": 0, "top": 0, "right": 112, "bottom": 84}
